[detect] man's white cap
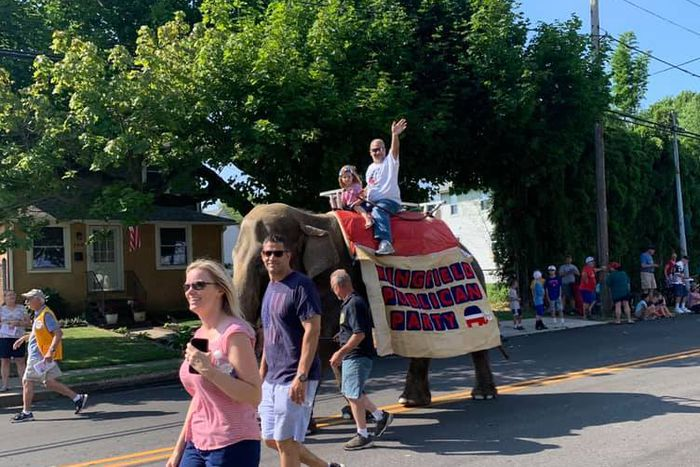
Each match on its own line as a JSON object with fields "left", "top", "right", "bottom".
{"left": 585, "top": 256, "right": 595, "bottom": 264}
{"left": 547, "top": 265, "right": 556, "bottom": 271}
{"left": 21, "top": 288, "right": 45, "bottom": 300}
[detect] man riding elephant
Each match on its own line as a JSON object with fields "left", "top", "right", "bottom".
{"left": 232, "top": 203, "right": 498, "bottom": 407}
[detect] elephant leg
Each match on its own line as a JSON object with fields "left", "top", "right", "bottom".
{"left": 471, "top": 350, "right": 497, "bottom": 400}
{"left": 399, "top": 358, "right": 432, "bottom": 407}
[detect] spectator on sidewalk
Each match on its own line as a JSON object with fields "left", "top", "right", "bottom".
{"left": 579, "top": 257, "right": 599, "bottom": 320}
{"left": 168, "top": 259, "right": 262, "bottom": 467}
{"left": 545, "top": 266, "right": 564, "bottom": 326}
{"left": 531, "top": 271, "right": 548, "bottom": 330}
{"left": 329, "top": 269, "right": 393, "bottom": 451}
{"left": 257, "top": 234, "right": 344, "bottom": 467}
{"left": 0, "top": 290, "right": 30, "bottom": 392}
{"left": 686, "top": 284, "right": 700, "bottom": 313}
{"left": 640, "top": 245, "right": 659, "bottom": 295}
{"left": 508, "top": 279, "right": 524, "bottom": 330}
{"left": 664, "top": 252, "right": 677, "bottom": 288}
{"left": 10, "top": 289, "right": 88, "bottom": 423}
{"left": 652, "top": 291, "right": 674, "bottom": 318}
{"left": 605, "top": 262, "right": 633, "bottom": 324}
{"left": 671, "top": 256, "right": 691, "bottom": 314}
{"left": 634, "top": 293, "right": 658, "bottom": 321}
{"left": 558, "top": 255, "right": 580, "bottom": 315}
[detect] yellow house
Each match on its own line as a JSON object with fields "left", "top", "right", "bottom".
{"left": 0, "top": 204, "right": 235, "bottom": 322}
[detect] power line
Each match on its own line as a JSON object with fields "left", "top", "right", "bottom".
{"left": 683, "top": 0, "right": 700, "bottom": 9}
{"left": 604, "top": 32, "right": 700, "bottom": 80}
{"left": 617, "top": 0, "right": 700, "bottom": 39}
{"left": 650, "top": 55, "right": 700, "bottom": 76}
{"left": 606, "top": 109, "right": 700, "bottom": 141}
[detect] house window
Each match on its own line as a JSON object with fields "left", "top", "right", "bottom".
{"left": 29, "top": 225, "right": 71, "bottom": 272}
{"left": 156, "top": 225, "right": 191, "bottom": 269}
{"left": 450, "top": 204, "right": 458, "bottom": 215}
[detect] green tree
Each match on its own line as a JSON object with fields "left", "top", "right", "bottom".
{"left": 610, "top": 31, "right": 649, "bottom": 114}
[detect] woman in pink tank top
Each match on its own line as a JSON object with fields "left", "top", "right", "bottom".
{"left": 167, "top": 259, "right": 261, "bottom": 467}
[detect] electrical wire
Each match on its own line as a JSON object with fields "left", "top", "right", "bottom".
{"left": 683, "top": 0, "right": 700, "bottom": 9}
{"left": 603, "top": 31, "right": 700, "bottom": 79}
{"left": 650, "top": 56, "right": 700, "bottom": 76}
{"left": 606, "top": 109, "right": 700, "bottom": 141}
{"left": 617, "top": 0, "right": 700, "bottom": 39}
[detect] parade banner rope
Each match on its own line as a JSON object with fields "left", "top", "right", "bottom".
{"left": 333, "top": 210, "right": 501, "bottom": 358}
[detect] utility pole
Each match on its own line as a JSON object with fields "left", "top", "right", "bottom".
{"left": 591, "top": 0, "right": 610, "bottom": 315}
{"left": 671, "top": 111, "right": 688, "bottom": 257}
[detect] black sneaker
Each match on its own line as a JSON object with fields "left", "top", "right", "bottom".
{"left": 11, "top": 412, "right": 34, "bottom": 423}
{"left": 340, "top": 405, "right": 352, "bottom": 420}
{"left": 329, "top": 463, "right": 346, "bottom": 467}
{"left": 374, "top": 410, "right": 394, "bottom": 437}
{"left": 74, "top": 394, "right": 89, "bottom": 414}
{"left": 343, "top": 433, "right": 374, "bottom": 451}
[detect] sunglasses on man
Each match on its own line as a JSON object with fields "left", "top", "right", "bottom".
{"left": 262, "top": 250, "right": 287, "bottom": 258}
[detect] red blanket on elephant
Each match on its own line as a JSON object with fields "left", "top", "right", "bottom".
{"left": 333, "top": 210, "right": 459, "bottom": 256}
{"left": 333, "top": 210, "right": 501, "bottom": 359}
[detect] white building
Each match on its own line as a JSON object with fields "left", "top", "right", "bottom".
{"left": 432, "top": 188, "right": 498, "bottom": 283}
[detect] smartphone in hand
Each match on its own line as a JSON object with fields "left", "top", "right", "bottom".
{"left": 188, "top": 338, "right": 209, "bottom": 374}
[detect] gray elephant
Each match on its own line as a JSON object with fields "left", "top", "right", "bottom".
{"left": 232, "top": 203, "right": 498, "bottom": 406}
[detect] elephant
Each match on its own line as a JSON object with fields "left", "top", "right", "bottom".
{"left": 232, "top": 203, "right": 498, "bottom": 406}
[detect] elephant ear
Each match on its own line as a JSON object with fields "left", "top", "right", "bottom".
{"left": 301, "top": 224, "right": 340, "bottom": 279}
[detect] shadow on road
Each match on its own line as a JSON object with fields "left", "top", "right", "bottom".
{"left": 374, "top": 392, "right": 700, "bottom": 456}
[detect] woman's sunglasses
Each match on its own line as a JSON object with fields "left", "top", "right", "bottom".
{"left": 182, "top": 281, "right": 215, "bottom": 292}
{"left": 262, "top": 250, "right": 287, "bottom": 258}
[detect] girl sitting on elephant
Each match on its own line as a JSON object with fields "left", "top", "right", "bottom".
{"left": 338, "top": 165, "right": 374, "bottom": 229}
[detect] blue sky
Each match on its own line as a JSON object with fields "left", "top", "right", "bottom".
{"left": 518, "top": 0, "right": 700, "bottom": 107}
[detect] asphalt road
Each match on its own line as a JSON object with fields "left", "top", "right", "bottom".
{"left": 3, "top": 316, "right": 700, "bottom": 467}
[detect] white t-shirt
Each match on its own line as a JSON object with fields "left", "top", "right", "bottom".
{"left": 366, "top": 152, "right": 401, "bottom": 204}
{"left": 672, "top": 261, "right": 687, "bottom": 285}
{"left": 0, "top": 304, "right": 28, "bottom": 338}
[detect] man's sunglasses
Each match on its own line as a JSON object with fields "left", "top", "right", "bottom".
{"left": 183, "top": 281, "right": 215, "bottom": 292}
{"left": 262, "top": 250, "right": 287, "bottom": 258}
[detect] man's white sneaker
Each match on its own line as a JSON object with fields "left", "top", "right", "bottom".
{"left": 682, "top": 306, "right": 692, "bottom": 313}
{"left": 675, "top": 306, "right": 683, "bottom": 313}
{"left": 376, "top": 240, "right": 395, "bottom": 256}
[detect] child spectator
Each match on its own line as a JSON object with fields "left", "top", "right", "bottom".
{"left": 338, "top": 165, "right": 374, "bottom": 229}
{"left": 605, "top": 262, "right": 633, "bottom": 324}
{"left": 634, "top": 293, "right": 658, "bottom": 321}
{"left": 544, "top": 265, "right": 564, "bottom": 326}
{"left": 508, "top": 279, "right": 523, "bottom": 330}
{"left": 686, "top": 284, "right": 700, "bottom": 313}
{"left": 672, "top": 256, "right": 691, "bottom": 313}
{"left": 653, "top": 291, "right": 674, "bottom": 318}
{"left": 579, "top": 256, "right": 599, "bottom": 320}
{"left": 531, "top": 271, "right": 548, "bottom": 330}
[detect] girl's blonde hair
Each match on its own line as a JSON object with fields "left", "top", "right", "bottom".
{"left": 186, "top": 259, "right": 244, "bottom": 320}
{"left": 338, "top": 165, "right": 362, "bottom": 188}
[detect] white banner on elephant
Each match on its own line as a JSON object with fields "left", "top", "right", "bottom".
{"left": 356, "top": 245, "right": 501, "bottom": 358}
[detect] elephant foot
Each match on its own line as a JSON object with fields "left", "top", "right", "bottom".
{"left": 471, "top": 384, "right": 498, "bottom": 400}
{"left": 398, "top": 392, "right": 431, "bottom": 407}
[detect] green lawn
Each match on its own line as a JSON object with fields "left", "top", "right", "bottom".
{"left": 61, "top": 327, "right": 179, "bottom": 371}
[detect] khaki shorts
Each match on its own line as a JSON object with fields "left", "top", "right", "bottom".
{"left": 641, "top": 272, "right": 657, "bottom": 290}
{"left": 24, "top": 357, "right": 62, "bottom": 383}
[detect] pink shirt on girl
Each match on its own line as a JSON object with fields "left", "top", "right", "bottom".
{"left": 341, "top": 182, "right": 363, "bottom": 209}
{"left": 178, "top": 318, "right": 260, "bottom": 450}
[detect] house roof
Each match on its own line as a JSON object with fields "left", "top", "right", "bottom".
{"left": 31, "top": 200, "right": 236, "bottom": 225}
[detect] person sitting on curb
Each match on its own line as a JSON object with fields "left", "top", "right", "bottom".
{"left": 634, "top": 293, "right": 658, "bottom": 321}
{"left": 10, "top": 289, "right": 88, "bottom": 423}
{"left": 364, "top": 119, "right": 408, "bottom": 255}
{"left": 329, "top": 269, "right": 393, "bottom": 451}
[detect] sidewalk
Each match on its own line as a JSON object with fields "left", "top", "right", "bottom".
{"left": 499, "top": 316, "right": 606, "bottom": 339}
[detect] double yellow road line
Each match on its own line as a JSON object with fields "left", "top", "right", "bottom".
{"left": 64, "top": 347, "right": 700, "bottom": 466}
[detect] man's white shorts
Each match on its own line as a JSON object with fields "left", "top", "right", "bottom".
{"left": 259, "top": 380, "right": 319, "bottom": 443}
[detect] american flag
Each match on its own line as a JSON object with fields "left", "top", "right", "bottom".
{"left": 128, "top": 226, "right": 141, "bottom": 252}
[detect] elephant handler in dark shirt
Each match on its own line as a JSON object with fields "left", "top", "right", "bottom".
{"left": 329, "top": 269, "right": 393, "bottom": 451}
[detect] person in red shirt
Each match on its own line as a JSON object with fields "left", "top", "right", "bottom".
{"left": 664, "top": 252, "right": 678, "bottom": 288}
{"left": 579, "top": 256, "right": 599, "bottom": 320}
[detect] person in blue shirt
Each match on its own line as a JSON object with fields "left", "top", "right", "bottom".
{"left": 544, "top": 265, "right": 564, "bottom": 326}
{"left": 640, "top": 245, "right": 658, "bottom": 295}
{"left": 531, "top": 270, "right": 548, "bottom": 331}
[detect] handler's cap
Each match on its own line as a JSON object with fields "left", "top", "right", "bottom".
{"left": 21, "top": 288, "right": 45, "bottom": 300}
{"left": 585, "top": 256, "right": 595, "bottom": 264}
{"left": 547, "top": 265, "right": 556, "bottom": 271}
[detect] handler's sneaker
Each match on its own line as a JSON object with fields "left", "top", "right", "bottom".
{"left": 343, "top": 433, "right": 374, "bottom": 451}
{"left": 376, "top": 240, "right": 395, "bottom": 256}
{"left": 74, "top": 394, "right": 89, "bottom": 414}
{"left": 374, "top": 410, "right": 394, "bottom": 437}
{"left": 11, "top": 411, "right": 34, "bottom": 423}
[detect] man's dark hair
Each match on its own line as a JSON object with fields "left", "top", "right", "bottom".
{"left": 683, "top": 255, "right": 690, "bottom": 260}
{"left": 263, "top": 233, "right": 288, "bottom": 249}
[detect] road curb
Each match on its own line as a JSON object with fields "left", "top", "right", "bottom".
{"left": 0, "top": 370, "right": 179, "bottom": 409}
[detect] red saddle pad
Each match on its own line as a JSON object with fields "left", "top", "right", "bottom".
{"left": 334, "top": 209, "right": 460, "bottom": 257}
